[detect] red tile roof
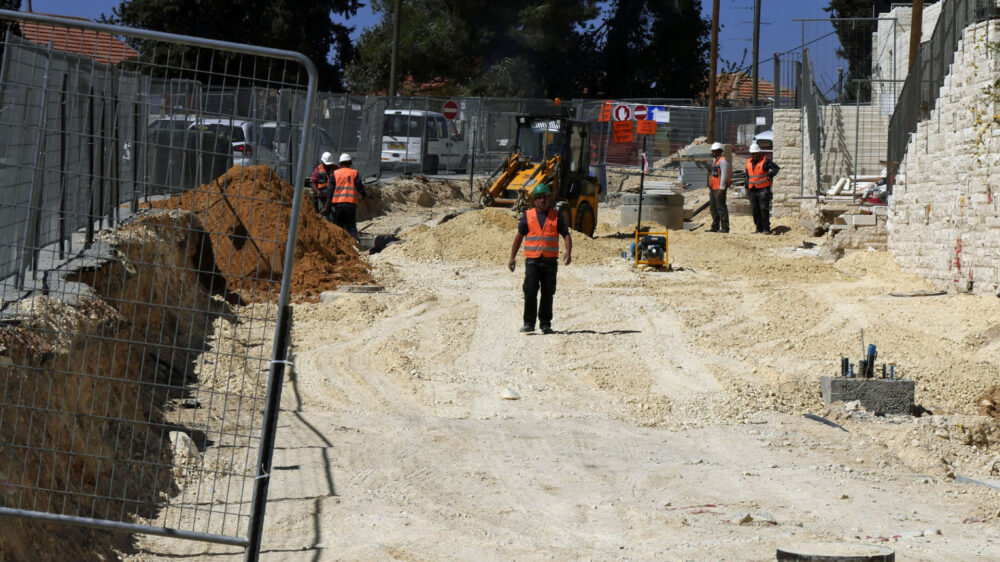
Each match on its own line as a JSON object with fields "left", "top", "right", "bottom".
{"left": 19, "top": 14, "right": 139, "bottom": 65}
{"left": 709, "top": 72, "right": 796, "bottom": 105}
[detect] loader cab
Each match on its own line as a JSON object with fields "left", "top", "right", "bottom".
{"left": 514, "top": 115, "right": 599, "bottom": 236}
{"left": 515, "top": 117, "right": 594, "bottom": 188}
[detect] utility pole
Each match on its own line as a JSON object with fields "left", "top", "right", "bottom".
{"left": 388, "top": 0, "right": 401, "bottom": 103}
{"left": 908, "top": 0, "right": 923, "bottom": 69}
{"left": 26, "top": 0, "right": 32, "bottom": 11}
{"left": 708, "top": 0, "right": 719, "bottom": 142}
{"left": 752, "top": 0, "right": 760, "bottom": 106}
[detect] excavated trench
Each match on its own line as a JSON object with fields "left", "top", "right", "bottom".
{"left": 0, "top": 210, "right": 233, "bottom": 560}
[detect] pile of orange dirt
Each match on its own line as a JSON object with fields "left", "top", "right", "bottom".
{"left": 151, "top": 165, "right": 372, "bottom": 300}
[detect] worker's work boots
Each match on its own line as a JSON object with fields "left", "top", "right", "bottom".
{"left": 519, "top": 324, "right": 534, "bottom": 332}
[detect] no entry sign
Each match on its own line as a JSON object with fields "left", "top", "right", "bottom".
{"left": 633, "top": 105, "right": 648, "bottom": 120}
{"left": 442, "top": 100, "right": 459, "bottom": 120}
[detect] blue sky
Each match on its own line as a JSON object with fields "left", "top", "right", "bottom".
{"left": 26, "top": 0, "right": 837, "bottom": 84}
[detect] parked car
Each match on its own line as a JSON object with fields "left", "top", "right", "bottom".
{"left": 189, "top": 118, "right": 260, "bottom": 167}
{"left": 260, "top": 122, "right": 339, "bottom": 168}
{"left": 381, "top": 109, "right": 467, "bottom": 174}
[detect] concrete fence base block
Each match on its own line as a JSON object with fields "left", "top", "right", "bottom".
{"left": 820, "top": 376, "right": 915, "bottom": 415}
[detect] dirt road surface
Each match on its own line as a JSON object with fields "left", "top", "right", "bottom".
{"left": 135, "top": 206, "right": 1000, "bottom": 561}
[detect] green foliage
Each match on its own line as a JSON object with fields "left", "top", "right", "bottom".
{"left": 347, "top": 0, "right": 708, "bottom": 99}
{"left": 103, "top": 0, "right": 362, "bottom": 91}
{"left": 347, "top": 0, "right": 604, "bottom": 97}
{"left": 600, "top": 0, "right": 709, "bottom": 99}
{"left": 825, "top": 0, "right": 875, "bottom": 102}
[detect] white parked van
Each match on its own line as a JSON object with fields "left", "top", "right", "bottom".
{"left": 381, "top": 109, "right": 467, "bottom": 174}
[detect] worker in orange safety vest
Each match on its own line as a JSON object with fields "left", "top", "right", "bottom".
{"left": 322, "top": 152, "right": 367, "bottom": 240}
{"left": 707, "top": 141, "right": 730, "bottom": 233}
{"left": 745, "top": 142, "right": 781, "bottom": 234}
{"left": 309, "top": 151, "right": 338, "bottom": 217}
{"left": 508, "top": 183, "right": 572, "bottom": 334}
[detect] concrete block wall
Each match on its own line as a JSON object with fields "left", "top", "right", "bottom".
{"left": 818, "top": 104, "right": 891, "bottom": 185}
{"left": 872, "top": 3, "right": 943, "bottom": 112}
{"left": 890, "top": 20, "right": 1000, "bottom": 295}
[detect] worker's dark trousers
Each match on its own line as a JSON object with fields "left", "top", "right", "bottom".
{"left": 749, "top": 187, "right": 772, "bottom": 233}
{"left": 708, "top": 189, "right": 729, "bottom": 232}
{"left": 333, "top": 203, "right": 359, "bottom": 240}
{"left": 523, "top": 257, "right": 558, "bottom": 328}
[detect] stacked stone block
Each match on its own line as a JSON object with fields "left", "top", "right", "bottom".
{"left": 890, "top": 20, "right": 1000, "bottom": 295}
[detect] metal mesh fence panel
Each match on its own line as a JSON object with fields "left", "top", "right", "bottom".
{"left": 0, "top": 11, "right": 316, "bottom": 556}
{"left": 888, "top": 0, "right": 1000, "bottom": 190}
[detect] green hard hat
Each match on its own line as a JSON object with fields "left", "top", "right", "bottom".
{"left": 531, "top": 183, "right": 551, "bottom": 197}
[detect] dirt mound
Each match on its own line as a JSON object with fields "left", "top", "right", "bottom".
{"left": 383, "top": 208, "right": 622, "bottom": 265}
{"left": 152, "top": 165, "right": 372, "bottom": 300}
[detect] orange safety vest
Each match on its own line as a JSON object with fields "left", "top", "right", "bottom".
{"left": 745, "top": 158, "right": 773, "bottom": 189}
{"left": 332, "top": 167, "right": 360, "bottom": 204}
{"left": 312, "top": 164, "right": 330, "bottom": 190}
{"left": 709, "top": 155, "right": 727, "bottom": 191}
{"left": 524, "top": 209, "right": 560, "bottom": 259}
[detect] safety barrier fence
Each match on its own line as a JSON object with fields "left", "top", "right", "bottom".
{"left": 0, "top": 11, "right": 315, "bottom": 560}
{"left": 887, "top": 0, "right": 1000, "bottom": 190}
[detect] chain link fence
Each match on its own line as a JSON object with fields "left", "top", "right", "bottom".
{"left": 0, "top": 11, "right": 316, "bottom": 559}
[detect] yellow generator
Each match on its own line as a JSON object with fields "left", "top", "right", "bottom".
{"left": 479, "top": 114, "right": 600, "bottom": 236}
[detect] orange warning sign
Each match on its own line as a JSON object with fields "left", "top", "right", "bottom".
{"left": 599, "top": 100, "right": 613, "bottom": 122}
{"left": 612, "top": 120, "right": 634, "bottom": 143}
{"left": 636, "top": 119, "right": 657, "bottom": 135}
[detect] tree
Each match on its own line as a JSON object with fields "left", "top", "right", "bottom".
{"left": 599, "top": 0, "right": 709, "bottom": 99}
{"left": 825, "top": 0, "right": 875, "bottom": 102}
{"left": 103, "top": 0, "right": 363, "bottom": 91}
{"left": 346, "top": 0, "right": 600, "bottom": 98}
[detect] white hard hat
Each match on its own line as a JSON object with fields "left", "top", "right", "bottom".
{"left": 320, "top": 152, "right": 334, "bottom": 165}
{"left": 339, "top": 152, "right": 352, "bottom": 163}
{"left": 710, "top": 142, "right": 723, "bottom": 151}
{"left": 749, "top": 143, "right": 761, "bottom": 154}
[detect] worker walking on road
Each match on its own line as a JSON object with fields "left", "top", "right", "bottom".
{"left": 745, "top": 143, "right": 781, "bottom": 234}
{"left": 322, "top": 153, "right": 367, "bottom": 240}
{"left": 309, "top": 151, "right": 338, "bottom": 218}
{"left": 708, "top": 142, "right": 730, "bottom": 233}
{"left": 508, "top": 183, "right": 572, "bottom": 334}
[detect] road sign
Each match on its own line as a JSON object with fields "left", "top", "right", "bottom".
{"left": 612, "top": 120, "right": 634, "bottom": 143}
{"left": 599, "top": 100, "right": 613, "bottom": 122}
{"left": 633, "top": 105, "right": 648, "bottom": 120}
{"left": 636, "top": 120, "right": 656, "bottom": 135}
{"left": 442, "top": 100, "right": 459, "bottom": 120}
{"left": 613, "top": 104, "right": 631, "bottom": 121}
{"left": 649, "top": 105, "right": 670, "bottom": 123}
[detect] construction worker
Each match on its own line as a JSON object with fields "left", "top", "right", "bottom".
{"left": 708, "top": 141, "right": 730, "bottom": 233}
{"left": 745, "top": 143, "right": 781, "bottom": 234}
{"left": 309, "top": 152, "right": 338, "bottom": 217}
{"left": 508, "top": 183, "right": 572, "bottom": 334}
{"left": 322, "top": 153, "right": 367, "bottom": 240}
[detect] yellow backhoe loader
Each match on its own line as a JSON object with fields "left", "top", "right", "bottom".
{"left": 479, "top": 113, "right": 600, "bottom": 236}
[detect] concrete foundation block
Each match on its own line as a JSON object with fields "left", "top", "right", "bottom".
{"left": 820, "top": 376, "right": 915, "bottom": 415}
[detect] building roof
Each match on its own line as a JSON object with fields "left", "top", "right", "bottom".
{"left": 710, "top": 72, "right": 796, "bottom": 105}
{"left": 19, "top": 14, "right": 139, "bottom": 65}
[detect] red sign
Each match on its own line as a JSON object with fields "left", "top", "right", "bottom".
{"left": 612, "top": 121, "right": 634, "bottom": 143}
{"left": 636, "top": 120, "right": 657, "bottom": 135}
{"left": 442, "top": 100, "right": 459, "bottom": 120}
{"left": 613, "top": 104, "right": 632, "bottom": 121}
{"left": 633, "top": 105, "right": 648, "bottom": 120}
